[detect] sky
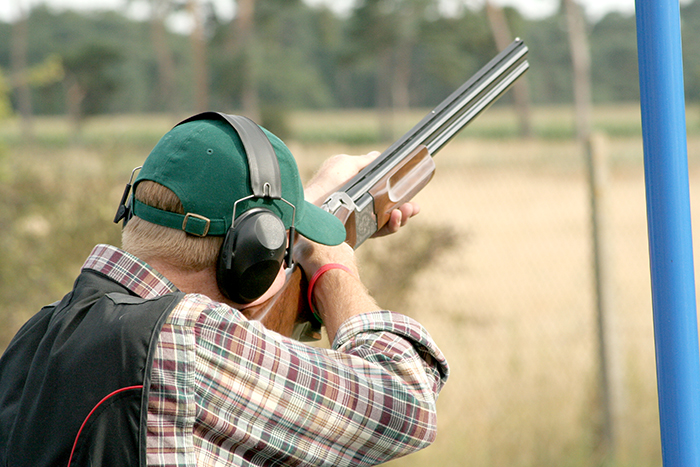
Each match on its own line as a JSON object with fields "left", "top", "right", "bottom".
{"left": 0, "top": 0, "right": 639, "bottom": 26}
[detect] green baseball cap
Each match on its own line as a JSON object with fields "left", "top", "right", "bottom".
{"left": 131, "top": 115, "right": 347, "bottom": 246}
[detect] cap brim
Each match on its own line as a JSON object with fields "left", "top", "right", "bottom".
{"left": 295, "top": 201, "right": 347, "bottom": 246}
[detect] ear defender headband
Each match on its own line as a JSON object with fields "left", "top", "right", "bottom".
{"left": 114, "top": 112, "right": 296, "bottom": 304}
{"left": 113, "top": 166, "right": 142, "bottom": 226}
{"left": 207, "top": 113, "right": 296, "bottom": 304}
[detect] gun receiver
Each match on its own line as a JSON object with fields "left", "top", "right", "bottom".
{"left": 322, "top": 38, "right": 529, "bottom": 248}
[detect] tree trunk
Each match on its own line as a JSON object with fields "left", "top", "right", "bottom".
{"left": 231, "top": 0, "right": 260, "bottom": 121}
{"left": 564, "top": 0, "right": 621, "bottom": 461}
{"left": 565, "top": 0, "right": 591, "bottom": 140}
{"left": 392, "top": 40, "right": 411, "bottom": 112}
{"left": 65, "top": 74, "right": 86, "bottom": 139}
{"left": 11, "top": 7, "right": 33, "bottom": 138}
{"left": 188, "top": 0, "right": 209, "bottom": 112}
{"left": 386, "top": 0, "right": 422, "bottom": 140}
{"left": 485, "top": 1, "right": 532, "bottom": 138}
{"left": 377, "top": 49, "right": 395, "bottom": 142}
{"left": 150, "top": 0, "right": 178, "bottom": 115}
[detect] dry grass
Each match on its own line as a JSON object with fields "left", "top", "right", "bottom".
{"left": 289, "top": 121, "right": 664, "bottom": 466}
{"left": 1, "top": 107, "right": 688, "bottom": 466}
{"left": 387, "top": 139, "right": 661, "bottom": 467}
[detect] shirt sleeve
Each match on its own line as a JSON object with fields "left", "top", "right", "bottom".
{"left": 189, "top": 297, "right": 450, "bottom": 467}
{"left": 333, "top": 310, "right": 449, "bottom": 401}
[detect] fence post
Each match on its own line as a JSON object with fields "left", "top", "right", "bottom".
{"left": 587, "top": 133, "right": 622, "bottom": 459}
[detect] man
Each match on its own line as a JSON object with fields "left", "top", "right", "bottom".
{"left": 0, "top": 112, "right": 449, "bottom": 466}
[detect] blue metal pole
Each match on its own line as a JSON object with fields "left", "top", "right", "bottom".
{"left": 635, "top": 1, "right": 700, "bottom": 465}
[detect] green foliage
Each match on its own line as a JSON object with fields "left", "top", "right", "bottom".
{"left": 520, "top": 14, "right": 574, "bottom": 104}
{"left": 0, "top": 0, "right": 694, "bottom": 116}
{"left": 682, "top": 0, "right": 700, "bottom": 101}
{"left": 209, "top": 0, "right": 337, "bottom": 110}
{"left": 0, "top": 68, "right": 11, "bottom": 119}
{"left": 0, "top": 6, "right": 190, "bottom": 115}
{"left": 63, "top": 43, "right": 123, "bottom": 116}
{"left": 417, "top": 7, "right": 497, "bottom": 104}
{"left": 590, "top": 13, "right": 640, "bottom": 102}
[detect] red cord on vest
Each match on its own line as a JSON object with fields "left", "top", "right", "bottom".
{"left": 67, "top": 385, "right": 143, "bottom": 467}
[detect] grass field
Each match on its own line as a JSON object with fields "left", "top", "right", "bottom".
{"left": 1, "top": 104, "right": 690, "bottom": 466}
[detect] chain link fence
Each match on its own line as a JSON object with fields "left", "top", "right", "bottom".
{"left": 350, "top": 134, "right": 665, "bottom": 467}
{"left": 0, "top": 112, "right": 680, "bottom": 467}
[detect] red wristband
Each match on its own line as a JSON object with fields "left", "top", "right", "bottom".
{"left": 307, "top": 263, "right": 354, "bottom": 324}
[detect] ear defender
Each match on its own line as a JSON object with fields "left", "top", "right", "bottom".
{"left": 122, "top": 112, "right": 296, "bottom": 305}
{"left": 217, "top": 208, "right": 288, "bottom": 304}
{"left": 186, "top": 112, "right": 296, "bottom": 304}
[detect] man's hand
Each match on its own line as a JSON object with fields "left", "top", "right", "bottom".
{"left": 304, "top": 152, "right": 420, "bottom": 237}
{"left": 304, "top": 152, "right": 379, "bottom": 205}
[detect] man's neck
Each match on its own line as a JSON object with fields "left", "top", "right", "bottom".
{"left": 146, "top": 258, "right": 236, "bottom": 307}
{"left": 143, "top": 255, "right": 287, "bottom": 315}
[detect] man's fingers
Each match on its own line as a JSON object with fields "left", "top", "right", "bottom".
{"left": 398, "top": 203, "right": 420, "bottom": 226}
{"left": 372, "top": 202, "right": 420, "bottom": 237}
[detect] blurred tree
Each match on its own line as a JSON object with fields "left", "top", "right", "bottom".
{"left": 255, "top": 0, "right": 335, "bottom": 106}
{"left": 25, "top": 55, "right": 64, "bottom": 87}
{"left": 564, "top": 0, "right": 591, "bottom": 139}
{"left": 231, "top": 0, "right": 260, "bottom": 120}
{"left": 416, "top": 5, "right": 495, "bottom": 103}
{"left": 0, "top": 0, "right": 667, "bottom": 115}
{"left": 518, "top": 11, "right": 573, "bottom": 104}
{"left": 148, "top": 0, "right": 179, "bottom": 114}
{"left": 8, "top": 54, "right": 65, "bottom": 112}
{"left": 187, "top": 0, "right": 210, "bottom": 111}
{"left": 346, "top": 0, "right": 437, "bottom": 140}
{"left": 2, "top": 6, "right": 164, "bottom": 114}
{"left": 589, "top": 13, "right": 639, "bottom": 102}
{"left": 211, "top": 0, "right": 337, "bottom": 134}
{"left": 0, "top": 68, "right": 11, "bottom": 119}
{"left": 257, "top": 0, "right": 338, "bottom": 135}
{"left": 11, "top": 3, "right": 32, "bottom": 138}
{"left": 6, "top": 7, "right": 62, "bottom": 127}
{"left": 392, "top": 0, "right": 432, "bottom": 111}
{"left": 62, "top": 43, "right": 123, "bottom": 132}
{"left": 485, "top": 1, "right": 532, "bottom": 137}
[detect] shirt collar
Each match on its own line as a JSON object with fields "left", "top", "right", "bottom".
{"left": 81, "top": 244, "right": 178, "bottom": 299}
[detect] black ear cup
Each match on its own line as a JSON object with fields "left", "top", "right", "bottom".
{"left": 216, "top": 208, "right": 287, "bottom": 304}
{"left": 172, "top": 113, "right": 295, "bottom": 304}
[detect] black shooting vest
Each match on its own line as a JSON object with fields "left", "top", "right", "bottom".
{"left": 0, "top": 269, "right": 184, "bottom": 467}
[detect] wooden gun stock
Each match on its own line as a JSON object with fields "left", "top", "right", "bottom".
{"left": 241, "top": 266, "right": 320, "bottom": 340}
{"left": 247, "top": 39, "right": 529, "bottom": 341}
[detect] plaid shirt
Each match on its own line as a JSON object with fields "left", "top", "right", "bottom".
{"left": 82, "top": 245, "right": 449, "bottom": 466}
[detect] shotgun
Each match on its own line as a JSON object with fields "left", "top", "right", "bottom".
{"left": 244, "top": 38, "right": 529, "bottom": 340}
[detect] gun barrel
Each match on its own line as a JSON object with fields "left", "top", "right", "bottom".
{"left": 338, "top": 38, "right": 529, "bottom": 203}
{"left": 425, "top": 55, "right": 528, "bottom": 154}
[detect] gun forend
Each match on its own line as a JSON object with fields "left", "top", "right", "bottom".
{"left": 322, "top": 38, "right": 529, "bottom": 248}
{"left": 325, "top": 145, "right": 435, "bottom": 248}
